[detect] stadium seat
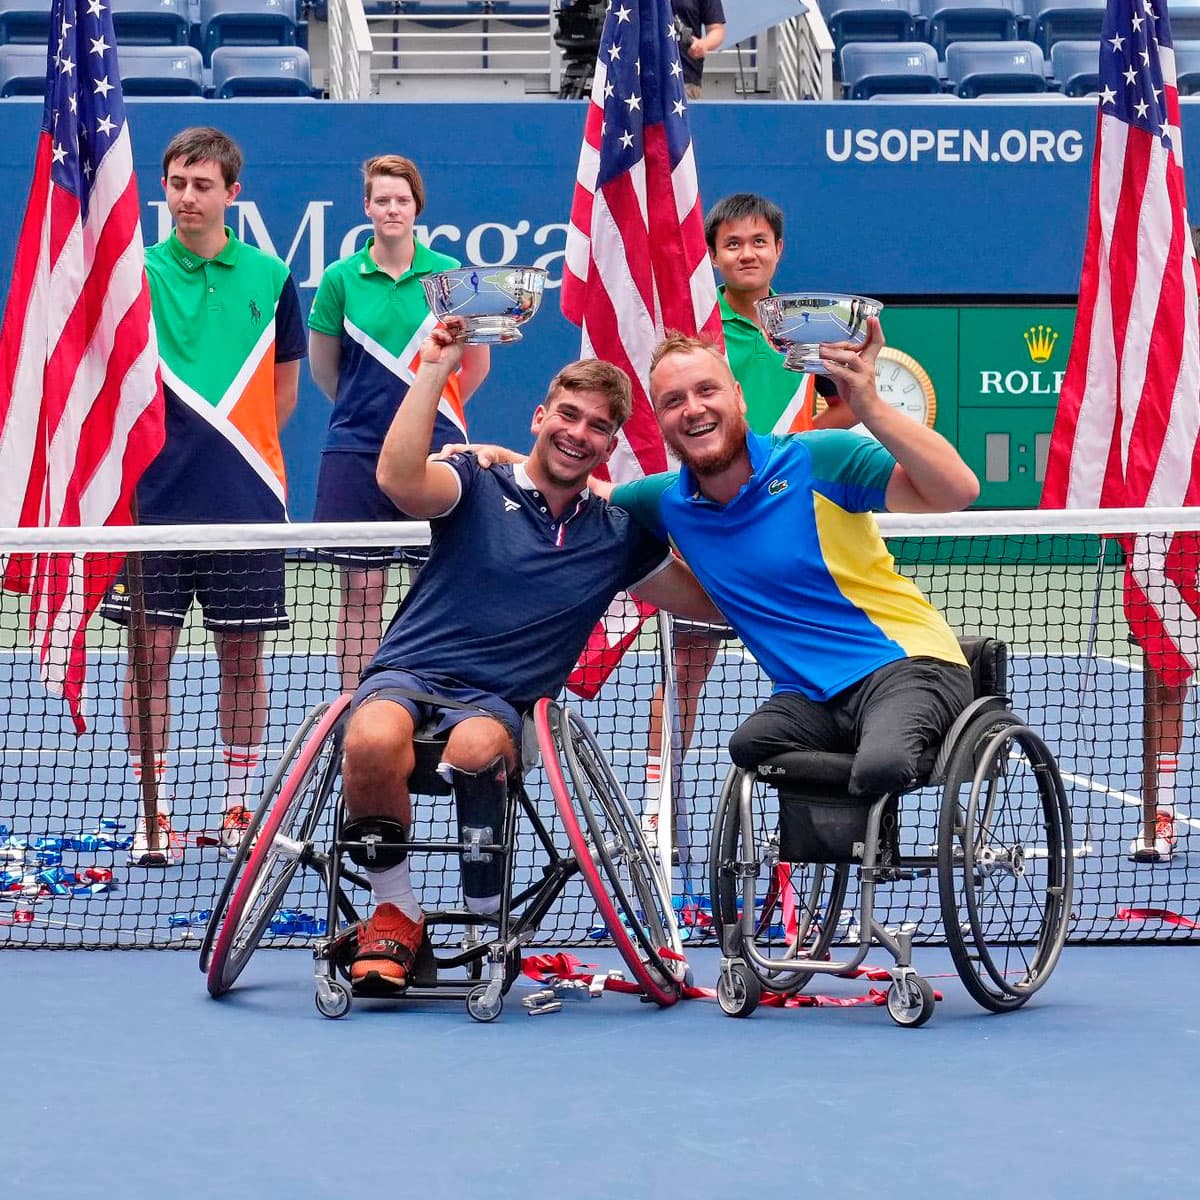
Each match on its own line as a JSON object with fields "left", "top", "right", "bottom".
{"left": 210, "top": 44, "right": 312, "bottom": 96}
{"left": 1177, "top": 40, "right": 1200, "bottom": 96}
{"left": 945, "top": 38, "right": 1047, "bottom": 95}
{"left": 1048, "top": 38, "right": 1099, "bottom": 95}
{"left": 841, "top": 41, "right": 943, "bottom": 97}
{"left": 918, "top": 0, "right": 1021, "bottom": 57}
{"left": 0, "top": 0, "right": 51, "bottom": 44}
{"left": 117, "top": 44, "right": 204, "bottom": 95}
{"left": 109, "top": 0, "right": 190, "bottom": 45}
{"left": 198, "top": 0, "right": 298, "bottom": 65}
{"left": 820, "top": 0, "right": 915, "bottom": 58}
{"left": 1028, "top": 0, "right": 1105, "bottom": 55}
{"left": 1170, "top": 0, "right": 1200, "bottom": 40}
{"left": 0, "top": 41, "right": 43, "bottom": 95}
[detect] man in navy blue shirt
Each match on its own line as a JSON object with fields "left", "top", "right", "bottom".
{"left": 339, "top": 318, "right": 721, "bottom": 992}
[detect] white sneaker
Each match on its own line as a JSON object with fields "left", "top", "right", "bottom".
{"left": 128, "top": 811, "right": 182, "bottom": 867}
{"left": 1129, "top": 809, "right": 1176, "bottom": 863}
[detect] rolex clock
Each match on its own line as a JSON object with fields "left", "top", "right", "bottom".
{"left": 874, "top": 346, "right": 937, "bottom": 428}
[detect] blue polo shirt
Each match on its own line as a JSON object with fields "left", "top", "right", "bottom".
{"left": 365, "top": 455, "right": 672, "bottom": 707}
{"left": 613, "top": 430, "right": 965, "bottom": 701}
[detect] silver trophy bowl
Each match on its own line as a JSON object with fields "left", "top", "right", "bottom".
{"left": 421, "top": 266, "right": 547, "bottom": 344}
{"left": 755, "top": 292, "right": 883, "bottom": 374}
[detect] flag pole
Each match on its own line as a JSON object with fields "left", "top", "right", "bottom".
{"left": 126, "top": 496, "right": 160, "bottom": 855}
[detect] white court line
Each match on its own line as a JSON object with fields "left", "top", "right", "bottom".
{"left": 1059, "top": 768, "right": 1199, "bottom": 831}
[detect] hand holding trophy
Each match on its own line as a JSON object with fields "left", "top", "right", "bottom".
{"left": 422, "top": 266, "right": 548, "bottom": 345}
{"left": 755, "top": 293, "right": 883, "bottom": 375}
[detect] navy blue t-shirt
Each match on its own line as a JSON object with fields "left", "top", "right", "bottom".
{"left": 366, "top": 456, "right": 671, "bottom": 707}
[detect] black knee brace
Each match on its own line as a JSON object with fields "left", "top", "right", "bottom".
{"left": 341, "top": 816, "right": 409, "bottom": 870}
{"left": 447, "top": 758, "right": 507, "bottom": 915}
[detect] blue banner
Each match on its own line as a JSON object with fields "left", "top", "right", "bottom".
{"left": 0, "top": 98, "right": 1192, "bottom": 516}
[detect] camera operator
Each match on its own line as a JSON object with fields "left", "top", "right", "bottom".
{"left": 672, "top": 0, "right": 725, "bottom": 99}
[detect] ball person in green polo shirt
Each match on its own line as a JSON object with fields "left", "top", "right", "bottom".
{"left": 644, "top": 194, "right": 860, "bottom": 851}
{"left": 102, "top": 127, "right": 307, "bottom": 867}
{"left": 308, "top": 156, "right": 490, "bottom": 694}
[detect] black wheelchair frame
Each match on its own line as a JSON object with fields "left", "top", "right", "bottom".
{"left": 200, "top": 695, "right": 685, "bottom": 1021}
{"left": 710, "top": 637, "right": 1075, "bottom": 1026}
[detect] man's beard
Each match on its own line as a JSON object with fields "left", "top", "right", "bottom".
{"left": 666, "top": 416, "right": 749, "bottom": 477}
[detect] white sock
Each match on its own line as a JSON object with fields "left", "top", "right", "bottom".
{"left": 129, "top": 755, "right": 169, "bottom": 817}
{"left": 223, "top": 744, "right": 264, "bottom": 810}
{"left": 1155, "top": 754, "right": 1177, "bottom": 815}
{"left": 368, "top": 861, "right": 423, "bottom": 921}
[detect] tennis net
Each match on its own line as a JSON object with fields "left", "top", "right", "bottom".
{"left": 1, "top": 510, "right": 1196, "bottom": 948}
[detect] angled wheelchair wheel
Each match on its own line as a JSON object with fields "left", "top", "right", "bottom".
{"left": 205, "top": 695, "right": 350, "bottom": 998}
{"left": 536, "top": 699, "right": 682, "bottom": 1007}
{"left": 710, "top": 766, "right": 849, "bottom": 994}
{"left": 937, "top": 708, "right": 1073, "bottom": 1013}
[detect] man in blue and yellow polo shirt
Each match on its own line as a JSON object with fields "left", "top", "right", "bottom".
{"left": 103, "top": 127, "right": 306, "bottom": 867}
{"left": 614, "top": 322, "right": 978, "bottom": 799}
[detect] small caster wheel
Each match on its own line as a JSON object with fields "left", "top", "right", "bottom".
{"left": 887, "top": 976, "right": 935, "bottom": 1028}
{"left": 315, "top": 980, "right": 351, "bottom": 1019}
{"left": 467, "top": 984, "right": 503, "bottom": 1023}
{"left": 716, "top": 962, "right": 761, "bottom": 1018}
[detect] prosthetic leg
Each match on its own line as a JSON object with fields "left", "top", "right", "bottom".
{"left": 444, "top": 758, "right": 508, "bottom": 915}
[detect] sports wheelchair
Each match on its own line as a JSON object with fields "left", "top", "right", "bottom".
{"left": 200, "top": 695, "right": 686, "bottom": 1022}
{"left": 710, "top": 637, "right": 1074, "bottom": 1027}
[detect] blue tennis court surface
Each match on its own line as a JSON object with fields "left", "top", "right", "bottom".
{"left": 3, "top": 943, "right": 1197, "bottom": 1199}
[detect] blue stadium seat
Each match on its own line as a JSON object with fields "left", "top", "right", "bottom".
{"left": 198, "top": 0, "right": 297, "bottom": 65}
{"left": 117, "top": 43, "right": 204, "bottom": 94}
{"left": 820, "top": 0, "right": 915, "bottom": 58}
{"left": 210, "top": 44, "right": 312, "bottom": 95}
{"left": 0, "top": 0, "right": 51, "bottom": 44}
{"left": 841, "top": 41, "right": 942, "bottom": 97}
{"left": 1048, "top": 38, "right": 1099, "bottom": 95}
{"left": 1028, "top": 0, "right": 1104, "bottom": 55}
{"left": 109, "top": 0, "right": 190, "bottom": 45}
{"left": 918, "top": 0, "right": 1021, "bottom": 57}
{"left": 945, "top": 38, "right": 1047, "bottom": 94}
{"left": 1170, "top": 0, "right": 1200, "bottom": 40}
{"left": 1177, "top": 40, "right": 1200, "bottom": 96}
{"left": 0, "top": 41, "right": 44, "bottom": 94}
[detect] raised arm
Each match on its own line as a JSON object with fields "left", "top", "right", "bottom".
{"left": 376, "top": 320, "right": 466, "bottom": 518}
{"left": 820, "top": 318, "right": 979, "bottom": 513}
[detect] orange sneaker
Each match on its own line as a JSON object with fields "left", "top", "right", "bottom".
{"left": 350, "top": 904, "right": 427, "bottom": 992}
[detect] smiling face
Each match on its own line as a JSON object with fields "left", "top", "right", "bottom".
{"left": 650, "top": 345, "right": 749, "bottom": 477}
{"left": 709, "top": 214, "right": 783, "bottom": 302}
{"left": 529, "top": 388, "right": 620, "bottom": 491}
{"left": 163, "top": 156, "right": 239, "bottom": 245}
{"left": 365, "top": 174, "right": 418, "bottom": 246}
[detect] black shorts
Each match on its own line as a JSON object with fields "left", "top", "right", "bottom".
{"left": 352, "top": 667, "right": 522, "bottom": 749}
{"left": 312, "top": 450, "right": 428, "bottom": 570}
{"left": 100, "top": 549, "right": 288, "bottom": 631}
{"left": 729, "top": 656, "right": 975, "bottom": 798}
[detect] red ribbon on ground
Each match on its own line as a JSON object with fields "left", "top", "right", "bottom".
{"left": 1117, "top": 907, "right": 1200, "bottom": 930}
{"left": 522, "top": 949, "right": 942, "bottom": 1008}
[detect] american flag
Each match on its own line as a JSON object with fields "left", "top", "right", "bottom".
{"left": 562, "top": 0, "right": 721, "bottom": 697}
{"left": 1042, "top": 0, "right": 1200, "bottom": 688}
{"left": 0, "top": 0, "right": 164, "bottom": 732}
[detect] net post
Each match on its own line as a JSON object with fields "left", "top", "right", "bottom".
{"left": 125, "top": 502, "right": 160, "bottom": 852}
